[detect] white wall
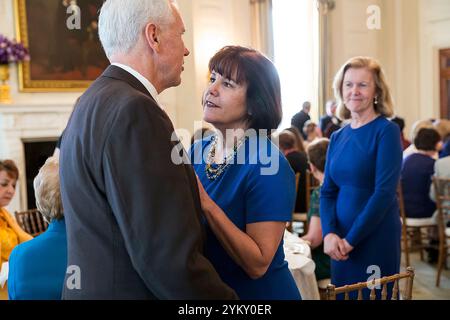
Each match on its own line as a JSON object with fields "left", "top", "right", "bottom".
{"left": 418, "top": 0, "right": 450, "bottom": 121}
{"left": 382, "top": 0, "right": 421, "bottom": 136}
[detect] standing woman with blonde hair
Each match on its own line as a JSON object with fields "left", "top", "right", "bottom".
{"left": 0, "top": 160, "right": 32, "bottom": 300}
{"left": 320, "top": 57, "right": 402, "bottom": 299}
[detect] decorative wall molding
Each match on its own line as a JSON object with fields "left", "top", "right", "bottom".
{"left": 0, "top": 102, "right": 72, "bottom": 212}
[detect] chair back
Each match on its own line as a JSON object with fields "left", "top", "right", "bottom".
{"left": 325, "top": 267, "right": 415, "bottom": 300}
{"left": 14, "top": 209, "right": 48, "bottom": 237}
{"left": 432, "top": 177, "right": 450, "bottom": 234}
{"left": 397, "top": 183, "right": 407, "bottom": 222}
{"left": 397, "top": 183, "right": 410, "bottom": 265}
{"left": 305, "top": 169, "right": 320, "bottom": 212}
{"left": 431, "top": 177, "right": 450, "bottom": 286}
{"left": 295, "top": 172, "right": 300, "bottom": 195}
{"left": 287, "top": 173, "right": 302, "bottom": 232}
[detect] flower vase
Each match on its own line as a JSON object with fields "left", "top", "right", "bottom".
{"left": 0, "top": 64, "right": 12, "bottom": 104}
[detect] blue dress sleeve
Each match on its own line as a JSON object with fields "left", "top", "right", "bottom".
{"left": 244, "top": 153, "right": 296, "bottom": 224}
{"left": 7, "top": 246, "right": 18, "bottom": 300}
{"left": 320, "top": 132, "right": 340, "bottom": 237}
{"left": 345, "top": 123, "right": 402, "bottom": 246}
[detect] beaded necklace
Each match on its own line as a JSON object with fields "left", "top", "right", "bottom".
{"left": 205, "top": 135, "right": 247, "bottom": 180}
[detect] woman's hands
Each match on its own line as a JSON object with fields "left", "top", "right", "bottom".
{"left": 195, "top": 175, "right": 285, "bottom": 279}
{"left": 323, "top": 233, "right": 354, "bottom": 261}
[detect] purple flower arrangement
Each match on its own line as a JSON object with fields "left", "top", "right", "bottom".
{"left": 0, "top": 34, "right": 30, "bottom": 65}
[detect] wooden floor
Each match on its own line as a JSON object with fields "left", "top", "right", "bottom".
{"left": 403, "top": 252, "right": 450, "bottom": 300}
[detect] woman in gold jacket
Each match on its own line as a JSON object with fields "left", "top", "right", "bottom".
{"left": 0, "top": 160, "right": 32, "bottom": 299}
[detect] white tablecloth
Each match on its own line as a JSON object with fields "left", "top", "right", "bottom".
{"left": 284, "top": 230, "right": 320, "bottom": 300}
{"left": 0, "top": 262, "right": 8, "bottom": 289}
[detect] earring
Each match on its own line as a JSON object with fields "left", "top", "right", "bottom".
{"left": 374, "top": 96, "right": 378, "bottom": 105}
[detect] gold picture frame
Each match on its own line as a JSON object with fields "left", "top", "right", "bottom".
{"left": 14, "top": 0, "right": 109, "bottom": 92}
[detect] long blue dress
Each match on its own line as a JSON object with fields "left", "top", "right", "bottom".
{"left": 320, "top": 116, "right": 402, "bottom": 299}
{"left": 191, "top": 134, "right": 301, "bottom": 300}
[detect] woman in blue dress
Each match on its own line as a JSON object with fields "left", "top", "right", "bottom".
{"left": 321, "top": 57, "right": 402, "bottom": 299}
{"left": 191, "top": 46, "right": 300, "bottom": 300}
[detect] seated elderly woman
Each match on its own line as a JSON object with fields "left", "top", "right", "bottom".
{"left": 433, "top": 119, "right": 450, "bottom": 158}
{"left": 403, "top": 119, "right": 434, "bottom": 159}
{"left": 401, "top": 128, "right": 442, "bottom": 219}
{"left": 0, "top": 160, "right": 32, "bottom": 300}
{"left": 8, "top": 157, "right": 67, "bottom": 300}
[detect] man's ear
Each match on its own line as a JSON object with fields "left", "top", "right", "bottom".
{"left": 145, "top": 23, "right": 160, "bottom": 52}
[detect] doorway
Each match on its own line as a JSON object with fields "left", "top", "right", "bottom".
{"left": 23, "top": 139, "right": 58, "bottom": 209}
{"left": 439, "top": 48, "right": 450, "bottom": 119}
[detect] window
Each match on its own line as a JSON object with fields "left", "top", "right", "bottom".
{"left": 272, "top": 0, "right": 319, "bottom": 130}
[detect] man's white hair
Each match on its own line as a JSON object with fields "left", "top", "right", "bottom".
{"left": 99, "top": 0, "right": 176, "bottom": 60}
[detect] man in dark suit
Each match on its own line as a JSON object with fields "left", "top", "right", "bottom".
{"left": 60, "top": 0, "right": 237, "bottom": 299}
{"left": 319, "top": 100, "right": 342, "bottom": 138}
{"left": 291, "top": 101, "right": 311, "bottom": 139}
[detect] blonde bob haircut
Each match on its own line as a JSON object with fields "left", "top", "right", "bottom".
{"left": 333, "top": 56, "right": 394, "bottom": 120}
{"left": 33, "top": 156, "right": 63, "bottom": 222}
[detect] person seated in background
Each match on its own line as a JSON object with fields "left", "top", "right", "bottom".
{"left": 8, "top": 157, "right": 67, "bottom": 300}
{"left": 429, "top": 155, "right": 450, "bottom": 236}
{"left": 319, "top": 100, "right": 342, "bottom": 138}
{"left": 0, "top": 160, "right": 33, "bottom": 300}
{"left": 430, "top": 155, "right": 450, "bottom": 202}
{"left": 277, "top": 130, "right": 308, "bottom": 214}
{"left": 284, "top": 126, "right": 307, "bottom": 154}
{"left": 301, "top": 138, "right": 331, "bottom": 282}
{"left": 433, "top": 119, "right": 450, "bottom": 158}
{"left": 401, "top": 128, "right": 442, "bottom": 220}
{"left": 302, "top": 120, "right": 321, "bottom": 149}
{"left": 391, "top": 116, "right": 411, "bottom": 151}
{"left": 403, "top": 119, "right": 434, "bottom": 159}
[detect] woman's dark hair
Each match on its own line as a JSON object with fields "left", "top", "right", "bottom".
{"left": 414, "top": 128, "right": 441, "bottom": 151}
{"left": 307, "top": 138, "right": 330, "bottom": 173}
{"left": 285, "top": 126, "right": 306, "bottom": 153}
{"left": 278, "top": 131, "right": 296, "bottom": 151}
{"left": 391, "top": 117, "right": 405, "bottom": 132}
{"left": 208, "top": 46, "right": 282, "bottom": 131}
{"left": 0, "top": 159, "right": 19, "bottom": 180}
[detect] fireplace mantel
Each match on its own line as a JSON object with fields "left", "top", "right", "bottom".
{"left": 0, "top": 101, "right": 74, "bottom": 213}
{"left": 0, "top": 102, "right": 74, "bottom": 114}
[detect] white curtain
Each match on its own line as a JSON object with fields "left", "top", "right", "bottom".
{"left": 250, "top": 0, "right": 274, "bottom": 61}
